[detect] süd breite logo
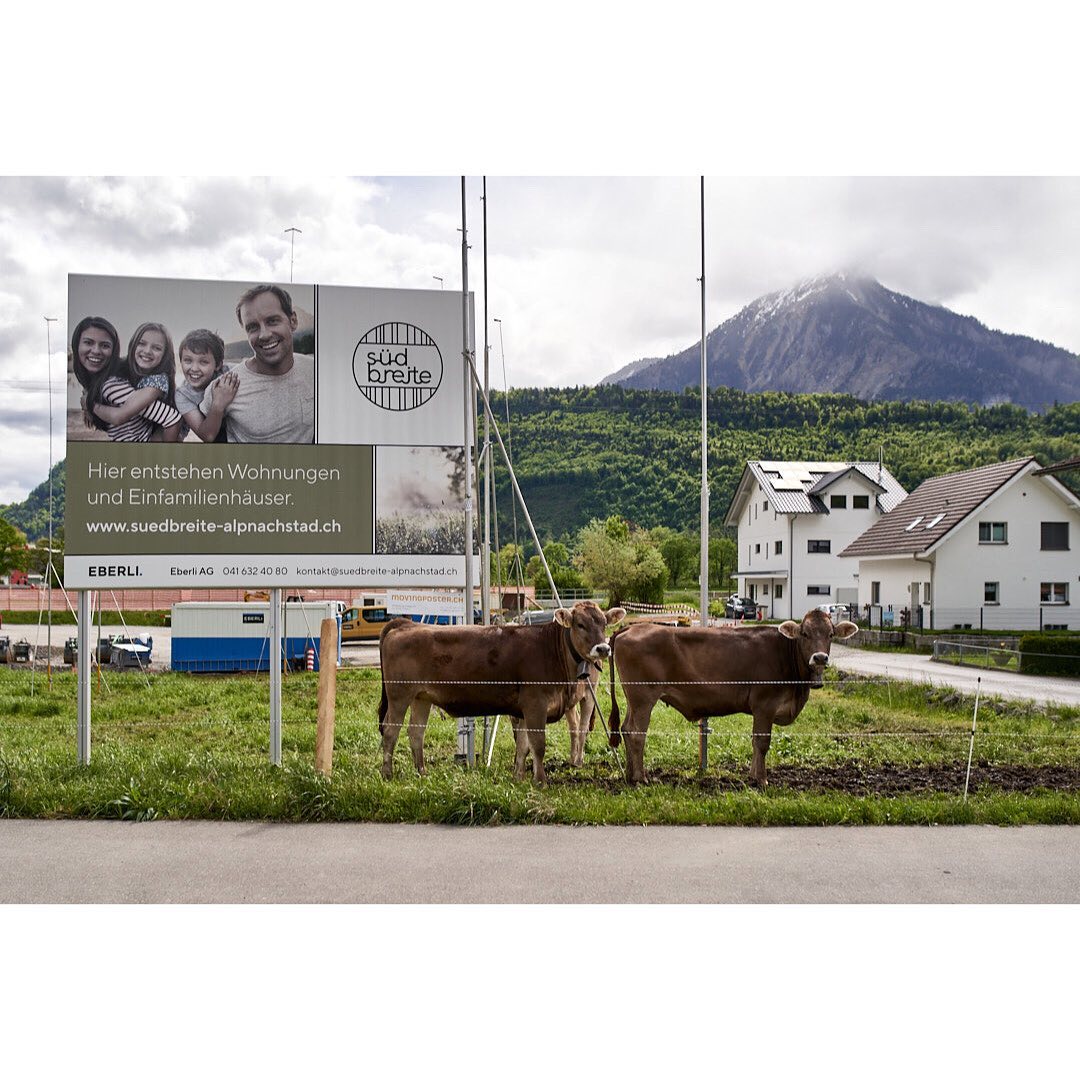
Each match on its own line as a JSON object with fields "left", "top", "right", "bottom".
{"left": 352, "top": 322, "right": 443, "bottom": 412}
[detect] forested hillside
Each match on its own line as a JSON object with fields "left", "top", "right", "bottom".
{"left": 4, "top": 389, "right": 1076, "bottom": 547}
{"left": 488, "top": 385, "right": 1079, "bottom": 540}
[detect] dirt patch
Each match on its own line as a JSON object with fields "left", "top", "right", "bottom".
{"left": 544, "top": 759, "right": 1080, "bottom": 795}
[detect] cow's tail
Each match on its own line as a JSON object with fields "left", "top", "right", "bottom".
{"left": 608, "top": 628, "right": 622, "bottom": 748}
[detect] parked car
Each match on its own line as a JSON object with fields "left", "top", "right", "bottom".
{"left": 63, "top": 637, "right": 78, "bottom": 665}
{"left": 724, "top": 596, "right": 759, "bottom": 619}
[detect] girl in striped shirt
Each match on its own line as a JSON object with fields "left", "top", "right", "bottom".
{"left": 90, "top": 321, "right": 183, "bottom": 442}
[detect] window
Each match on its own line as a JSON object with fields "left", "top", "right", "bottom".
{"left": 807, "top": 585, "right": 831, "bottom": 596}
{"left": 1041, "top": 522, "right": 1069, "bottom": 551}
{"left": 1045, "top": 624, "right": 1068, "bottom": 631}
{"left": 979, "top": 522, "right": 1007, "bottom": 544}
{"left": 830, "top": 494, "right": 847, "bottom": 509}
{"left": 775, "top": 585, "right": 783, "bottom": 599}
{"left": 871, "top": 581, "right": 881, "bottom": 605}
{"left": 905, "top": 516, "right": 924, "bottom": 531}
{"left": 763, "top": 500, "right": 769, "bottom": 511}
{"left": 755, "top": 543, "right": 761, "bottom": 554}
{"left": 853, "top": 495, "right": 870, "bottom": 510}
{"left": 925, "top": 513, "right": 944, "bottom": 529}
{"left": 984, "top": 582, "right": 999, "bottom": 604}
{"left": 774, "top": 540, "right": 783, "bottom": 555}
{"left": 807, "top": 540, "right": 831, "bottom": 554}
{"left": 763, "top": 584, "right": 769, "bottom": 596}
{"left": 1041, "top": 582, "right": 1069, "bottom": 604}
{"left": 923, "top": 583, "right": 931, "bottom": 604}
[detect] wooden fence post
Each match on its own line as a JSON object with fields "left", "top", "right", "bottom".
{"left": 315, "top": 618, "right": 337, "bottom": 776}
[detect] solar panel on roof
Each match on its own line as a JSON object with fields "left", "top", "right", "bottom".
{"left": 772, "top": 480, "right": 806, "bottom": 491}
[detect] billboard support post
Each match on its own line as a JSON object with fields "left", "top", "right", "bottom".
{"left": 315, "top": 617, "right": 337, "bottom": 776}
{"left": 77, "top": 589, "right": 91, "bottom": 764}
{"left": 270, "top": 587, "right": 282, "bottom": 765}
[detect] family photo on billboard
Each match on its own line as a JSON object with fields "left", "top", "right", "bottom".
{"left": 68, "top": 277, "right": 315, "bottom": 445}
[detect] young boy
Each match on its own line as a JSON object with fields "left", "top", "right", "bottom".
{"left": 175, "top": 329, "right": 239, "bottom": 442}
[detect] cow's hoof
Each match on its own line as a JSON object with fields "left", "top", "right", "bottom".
{"left": 749, "top": 776, "right": 768, "bottom": 790}
{"left": 380, "top": 766, "right": 393, "bottom": 780}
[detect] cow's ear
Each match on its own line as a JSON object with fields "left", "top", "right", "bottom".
{"left": 833, "top": 620, "right": 859, "bottom": 640}
{"left": 776, "top": 621, "right": 799, "bottom": 639}
{"left": 605, "top": 607, "right": 627, "bottom": 625}
{"left": 553, "top": 608, "right": 573, "bottom": 627}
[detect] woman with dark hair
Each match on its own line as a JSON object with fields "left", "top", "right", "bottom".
{"left": 70, "top": 315, "right": 182, "bottom": 442}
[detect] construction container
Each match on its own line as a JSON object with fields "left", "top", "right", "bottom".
{"left": 170, "top": 601, "right": 341, "bottom": 673}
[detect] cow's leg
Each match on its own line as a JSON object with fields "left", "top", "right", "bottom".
{"left": 524, "top": 709, "right": 548, "bottom": 786}
{"left": 569, "top": 696, "right": 592, "bottom": 767}
{"left": 749, "top": 712, "right": 775, "bottom": 787}
{"left": 621, "top": 692, "right": 659, "bottom": 785}
{"left": 380, "top": 696, "right": 410, "bottom": 779}
{"left": 407, "top": 699, "right": 432, "bottom": 775}
{"left": 511, "top": 716, "right": 529, "bottom": 782}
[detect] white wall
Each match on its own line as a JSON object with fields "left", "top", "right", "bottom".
{"left": 933, "top": 473, "right": 1080, "bottom": 631}
{"left": 850, "top": 470, "right": 1080, "bottom": 631}
{"left": 736, "top": 474, "right": 892, "bottom": 619}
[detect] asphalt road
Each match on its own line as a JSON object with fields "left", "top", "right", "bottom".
{"left": 829, "top": 643, "right": 1080, "bottom": 707}
{"left": 2, "top": 821, "right": 1078, "bottom": 903}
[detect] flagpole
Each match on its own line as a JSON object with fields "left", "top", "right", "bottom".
{"left": 699, "top": 177, "right": 709, "bottom": 629}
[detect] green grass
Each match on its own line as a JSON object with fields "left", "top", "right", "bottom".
{"left": 0, "top": 667, "right": 1077, "bottom": 825}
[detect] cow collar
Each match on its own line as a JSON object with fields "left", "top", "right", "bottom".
{"left": 564, "top": 627, "right": 601, "bottom": 678}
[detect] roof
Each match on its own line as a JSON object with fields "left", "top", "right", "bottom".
{"left": 839, "top": 457, "right": 1035, "bottom": 558}
{"left": 1035, "top": 456, "right": 1080, "bottom": 476}
{"left": 725, "top": 460, "right": 907, "bottom": 522}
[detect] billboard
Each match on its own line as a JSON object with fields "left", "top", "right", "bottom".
{"left": 65, "top": 274, "right": 472, "bottom": 589}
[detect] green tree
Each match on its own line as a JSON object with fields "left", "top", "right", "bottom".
{"left": 578, "top": 517, "right": 666, "bottom": 606}
{"left": 0, "top": 516, "right": 29, "bottom": 578}
{"left": 708, "top": 536, "right": 738, "bottom": 591}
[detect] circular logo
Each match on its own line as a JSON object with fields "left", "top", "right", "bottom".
{"left": 352, "top": 322, "right": 443, "bottom": 411}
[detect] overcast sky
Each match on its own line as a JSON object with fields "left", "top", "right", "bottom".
{"left": 3, "top": 175, "right": 1080, "bottom": 505}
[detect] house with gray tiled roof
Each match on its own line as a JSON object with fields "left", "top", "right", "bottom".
{"left": 723, "top": 460, "right": 908, "bottom": 619}
{"left": 839, "top": 458, "right": 1080, "bottom": 630}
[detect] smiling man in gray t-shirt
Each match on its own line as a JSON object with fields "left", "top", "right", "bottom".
{"left": 201, "top": 284, "right": 314, "bottom": 443}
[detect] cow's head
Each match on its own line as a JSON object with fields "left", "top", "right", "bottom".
{"left": 777, "top": 609, "right": 858, "bottom": 687}
{"left": 554, "top": 601, "right": 626, "bottom": 661}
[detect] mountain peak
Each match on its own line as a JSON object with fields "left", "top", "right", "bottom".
{"left": 603, "top": 274, "right": 1080, "bottom": 409}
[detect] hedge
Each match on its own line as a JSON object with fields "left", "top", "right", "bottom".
{"left": 1019, "top": 634, "right": 1080, "bottom": 676}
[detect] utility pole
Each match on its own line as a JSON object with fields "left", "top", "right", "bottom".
{"left": 44, "top": 315, "right": 58, "bottom": 689}
{"left": 284, "top": 226, "right": 302, "bottom": 283}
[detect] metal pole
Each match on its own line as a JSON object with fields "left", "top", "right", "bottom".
{"left": 270, "top": 588, "right": 282, "bottom": 765}
{"left": 460, "top": 177, "right": 476, "bottom": 766}
{"left": 698, "top": 179, "right": 709, "bottom": 772}
{"left": 77, "top": 588, "right": 91, "bottom": 764}
{"left": 481, "top": 177, "right": 491, "bottom": 628}
{"left": 465, "top": 356, "right": 561, "bottom": 608}
{"left": 284, "top": 227, "right": 302, "bottom": 284}
{"left": 963, "top": 677, "right": 981, "bottom": 801}
{"left": 45, "top": 315, "right": 58, "bottom": 689}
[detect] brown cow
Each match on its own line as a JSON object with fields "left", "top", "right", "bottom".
{"left": 609, "top": 609, "right": 858, "bottom": 785}
{"left": 378, "top": 601, "right": 625, "bottom": 784}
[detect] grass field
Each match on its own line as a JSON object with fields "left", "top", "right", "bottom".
{"left": 1, "top": 666, "right": 1078, "bottom": 825}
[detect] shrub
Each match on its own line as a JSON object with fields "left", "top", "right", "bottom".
{"left": 1019, "top": 634, "right": 1080, "bottom": 676}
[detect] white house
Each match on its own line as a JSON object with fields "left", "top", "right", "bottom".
{"left": 723, "top": 460, "right": 908, "bottom": 619}
{"left": 839, "top": 457, "right": 1080, "bottom": 631}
